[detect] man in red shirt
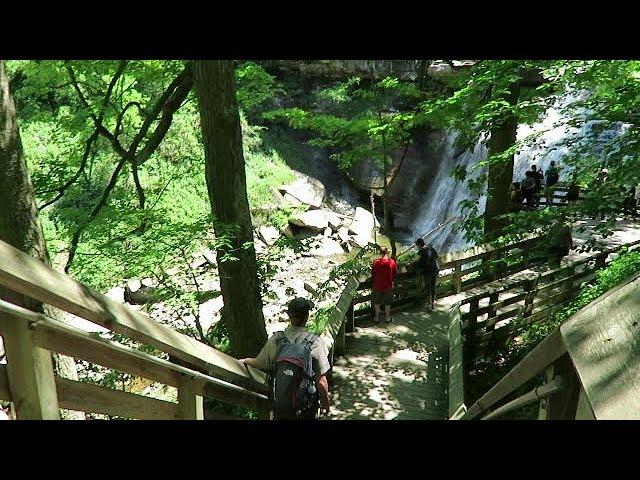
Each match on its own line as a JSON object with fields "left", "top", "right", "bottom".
{"left": 371, "top": 246, "right": 398, "bottom": 324}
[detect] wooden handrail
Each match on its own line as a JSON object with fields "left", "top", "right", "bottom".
{"left": 462, "top": 328, "right": 567, "bottom": 420}
{"left": 448, "top": 302, "right": 466, "bottom": 420}
{"left": 480, "top": 375, "right": 567, "bottom": 420}
{"left": 461, "top": 239, "right": 640, "bottom": 420}
{"left": 0, "top": 239, "right": 267, "bottom": 394}
{"left": 0, "top": 298, "right": 270, "bottom": 415}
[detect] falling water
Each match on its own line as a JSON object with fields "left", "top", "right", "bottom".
{"left": 406, "top": 93, "right": 632, "bottom": 253}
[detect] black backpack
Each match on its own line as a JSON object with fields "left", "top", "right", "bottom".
{"left": 270, "top": 332, "right": 319, "bottom": 419}
{"left": 546, "top": 167, "right": 559, "bottom": 185}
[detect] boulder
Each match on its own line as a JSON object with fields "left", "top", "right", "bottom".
{"left": 105, "top": 286, "right": 125, "bottom": 303}
{"left": 327, "top": 212, "right": 342, "bottom": 231}
{"left": 337, "top": 227, "right": 351, "bottom": 244}
{"left": 348, "top": 207, "right": 380, "bottom": 243}
{"left": 279, "top": 175, "right": 325, "bottom": 208}
{"left": 198, "top": 296, "right": 225, "bottom": 332}
{"left": 141, "top": 277, "right": 155, "bottom": 287}
{"left": 202, "top": 250, "right": 217, "bottom": 267}
{"left": 308, "top": 237, "right": 346, "bottom": 257}
{"left": 127, "top": 279, "right": 142, "bottom": 293}
{"left": 349, "top": 234, "right": 371, "bottom": 249}
{"left": 323, "top": 227, "right": 333, "bottom": 237}
{"left": 280, "top": 224, "right": 294, "bottom": 238}
{"left": 342, "top": 241, "right": 353, "bottom": 252}
{"left": 258, "top": 225, "right": 280, "bottom": 246}
{"left": 253, "top": 235, "right": 267, "bottom": 254}
{"left": 290, "top": 210, "right": 329, "bottom": 231}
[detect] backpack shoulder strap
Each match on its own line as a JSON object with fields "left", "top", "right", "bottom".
{"left": 274, "top": 331, "right": 289, "bottom": 347}
{"left": 301, "top": 332, "right": 318, "bottom": 346}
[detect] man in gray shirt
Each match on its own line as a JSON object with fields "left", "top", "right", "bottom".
{"left": 240, "top": 298, "right": 331, "bottom": 418}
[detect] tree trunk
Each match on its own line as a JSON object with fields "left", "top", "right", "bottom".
{"left": 0, "top": 60, "right": 84, "bottom": 419}
{"left": 191, "top": 61, "right": 267, "bottom": 359}
{"left": 484, "top": 83, "right": 520, "bottom": 239}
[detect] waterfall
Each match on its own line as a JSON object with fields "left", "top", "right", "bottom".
{"left": 405, "top": 133, "right": 487, "bottom": 252}
{"left": 405, "top": 93, "right": 631, "bottom": 253}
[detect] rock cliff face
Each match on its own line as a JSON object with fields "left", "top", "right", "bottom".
{"left": 261, "top": 60, "right": 426, "bottom": 81}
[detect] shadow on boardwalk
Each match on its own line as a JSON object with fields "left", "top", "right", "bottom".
{"left": 328, "top": 304, "right": 449, "bottom": 420}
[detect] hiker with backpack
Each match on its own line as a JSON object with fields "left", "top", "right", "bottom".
{"left": 547, "top": 219, "right": 573, "bottom": 267}
{"left": 521, "top": 171, "right": 537, "bottom": 208}
{"left": 544, "top": 161, "right": 560, "bottom": 206}
{"left": 371, "top": 246, "right": 398, "bottom": 324}
{"left": 410, "top": 238, "right": 439, "bottom": 311}
{"left": 239, "top": 298, "right": 331, "bottom": 420}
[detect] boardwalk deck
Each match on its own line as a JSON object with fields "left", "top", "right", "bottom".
{"left": 328, "top": 304, "right": 450, "bottom": 420}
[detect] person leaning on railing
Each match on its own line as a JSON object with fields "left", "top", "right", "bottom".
{"left": 409, "top": 238, "right": 439, "bottom": 311}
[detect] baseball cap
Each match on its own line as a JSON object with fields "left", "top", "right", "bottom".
{"left": 287, "top": 297, "right": 314, "bottom": 318}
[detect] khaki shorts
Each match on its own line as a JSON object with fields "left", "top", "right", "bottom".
{"left": 372, "top": 289, "right": 393, "bottom": 306}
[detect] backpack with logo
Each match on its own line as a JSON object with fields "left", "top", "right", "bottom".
{"left": 270, "top": 332, "right": 319, "bottom": 419}
{"left": 419, "top": 246, "right": 439, "bottom": 272}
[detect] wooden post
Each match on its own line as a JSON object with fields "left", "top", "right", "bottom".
{"left": 454, "top": 263, "right": 462, "bottom": 293}
{"left": 0, "top": 315, "right": 60, "bottom": 419}
{"left": 465, "top": 298, "right": 480, "bottom": 365}
{"left": 486, "top": 292, "right": 500, "bottom": 333}
{"left": 345, "top": 302, "right": 355, "bottom": 334}
{"left": 537, "top": 363, "right": 555, "bottom": 419}
{"left": 177, "top": 378, "right": 204, "bottom": 420}
{"left": 522, "top": 275, "right": 539, "bottom": 318}
{"left": 541, "top": 354, "right": 580, "bottom": 420}
{"left": 595, "top": 252, "right": 606, "bottom": 270}
{"left": 574, "top": 386, "right": 595, "bottom": 420}
{"left": 335, "top": 320, "right": 346, "bottom": 357}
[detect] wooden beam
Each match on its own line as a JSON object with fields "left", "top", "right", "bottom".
{"left": 0, "top": 239, "right": 267, "bottom": 393}
{"left": 462, "top": 327, "right": 566, "bottom": 420}
{"left": 0, "top": 298, "right": 269, "bottom": 411}
{"left": 0, "top": 315, "right": 60, "bottom": 419}
{"left": 541, "top": 354, "right": 580, "bottom": 420}
{"left": 177, "top": 379, "right": 204, "bottom": 420}
{"left": 0, "top": 364, "right": 178, "bottom": 420}
{"left": 574, "top": 386, "right": 595, "bottom": 420}
{"left": 56, "top": 374, "right": 178, "bottom": 420}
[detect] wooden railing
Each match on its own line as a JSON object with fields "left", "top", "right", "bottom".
{"left": 351, "top": 232, "right": 545, "bottom": 322}
{"left": 0, "top": 239, "right": 270, "bottom": 420}
{"left": 452, "top": 240, "right": 640, "bottom": 420}
{"left": 460, "top": 269, "right": 640, "bottom": 420}
{"left": 459, "top": 238, "right": 640, "bottom": 366}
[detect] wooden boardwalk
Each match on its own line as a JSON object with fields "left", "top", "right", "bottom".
{"left": 328, "top": 303, "right": 450, "bottom": 420}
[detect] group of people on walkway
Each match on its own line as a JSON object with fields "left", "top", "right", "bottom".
{"left": 509, "top": 162, "right": 563, "bottom": 210}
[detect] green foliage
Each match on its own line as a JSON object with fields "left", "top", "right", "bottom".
{"left": 468, "top": 248, "right": 640, "bottom": 418}
{"left": 235, "top": 62, "right": 284, "bottom": 116}
{"left": 264, "top": 76, "right": 425, "bottom": 176}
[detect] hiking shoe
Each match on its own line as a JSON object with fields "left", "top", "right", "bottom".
{"left": 386, "top": 317, "right": 393, "bottom": 324}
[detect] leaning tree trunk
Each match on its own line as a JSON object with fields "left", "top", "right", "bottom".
{"left": 192, "top": 60, "right": 267, "bottom": 359}
{"left": 483, "top": 83, "right": 520, "bottom": 239}
{"left": 0, "top": 60, "right": 84, "bottom": 419}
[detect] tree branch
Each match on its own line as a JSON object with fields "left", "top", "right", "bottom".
{"left": 64, "top": 155, "right": 130, "bottom": 272}
{"left": 38, "top": 130, "right": 100, "bottom": 210}
{"left": 63, "top": 63, "right": 193, "bottom": 272}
